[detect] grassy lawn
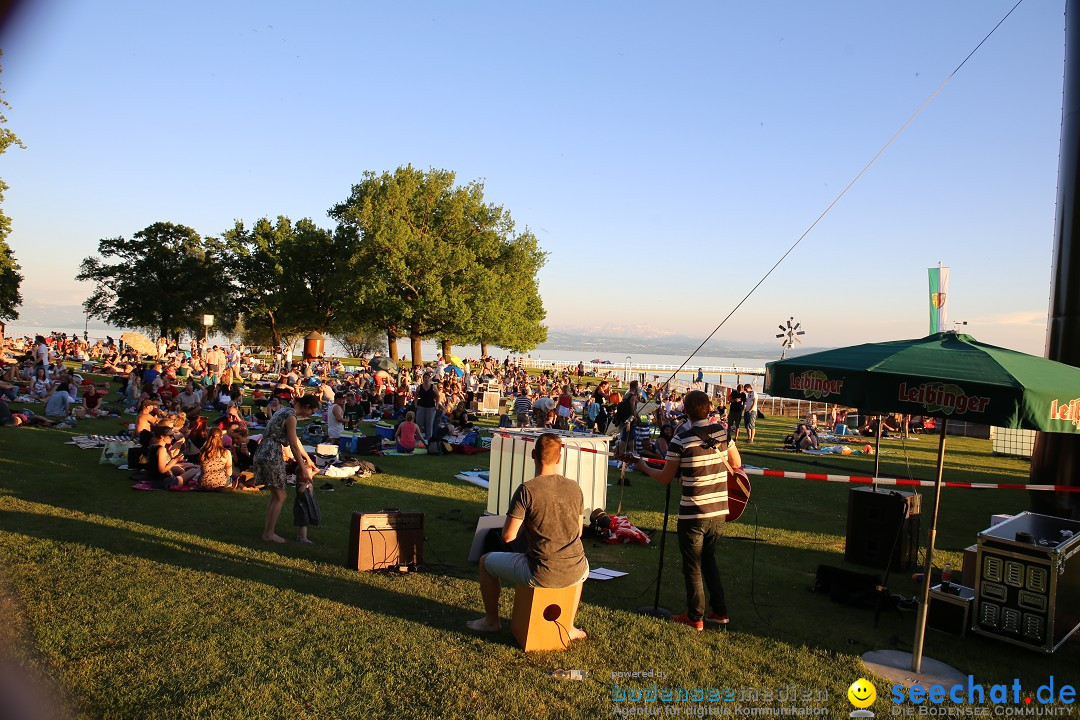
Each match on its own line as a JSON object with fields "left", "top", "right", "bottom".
{"left": 0, "top": 394, "right": 1076, "bottom": 718}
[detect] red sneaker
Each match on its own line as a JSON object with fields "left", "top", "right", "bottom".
{"left": 704, "top": 612, "right": 729, "bottom": 625}
{"left": 671, "top": 614, "right": 704, "bottom": 631}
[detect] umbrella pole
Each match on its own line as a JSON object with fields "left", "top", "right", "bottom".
{"left": 873, "top": 414, "right": 883, "bottom": 489}
{"left": 911, "top": 417, "right": 948, "bottom": 673}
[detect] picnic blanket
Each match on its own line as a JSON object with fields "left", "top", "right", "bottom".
{"left": 454, "top": 471, "right": 490, "bottom": 489}
{"left": 67, "top": 434, "right": 132, "bottom": 449}
{"left": 131, "top": 481, "right": 197, "bottom": 492}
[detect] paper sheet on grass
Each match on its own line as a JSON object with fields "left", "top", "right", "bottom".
{"left": 588, "top": 567, "right": 628, "bottom": 581}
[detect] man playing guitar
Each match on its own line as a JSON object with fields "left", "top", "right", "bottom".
{"left": 639, "top": 390, "right": 742, "bottom": 631}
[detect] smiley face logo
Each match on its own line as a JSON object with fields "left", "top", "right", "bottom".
{"left": 847, "top": 678, "right": 876, "bottom": 709}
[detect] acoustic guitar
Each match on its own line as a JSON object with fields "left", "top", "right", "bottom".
{"left": 723, "top": 462, "right": 752, "bottom": 524}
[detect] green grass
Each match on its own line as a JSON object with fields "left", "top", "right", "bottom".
{"left": 0, "top": 394, "right": 1076, "bottom": 719}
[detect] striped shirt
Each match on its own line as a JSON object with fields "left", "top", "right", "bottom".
{"left": 513, "top": 395, "right": 533, "bottom": 415}
{"left": 666, "top": 419, "right": 731, "bottom": 521}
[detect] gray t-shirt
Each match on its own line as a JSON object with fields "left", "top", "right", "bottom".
{"left": 508, "top": 474, "right": 587, "bottom": 588}
{"left": 45, "top": 390, "right": 72, "bottom": 417}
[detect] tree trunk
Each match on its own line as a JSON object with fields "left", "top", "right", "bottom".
{"left": 268, "top": 311, "right": 281, "bottom": 351}
{"left": 480, "top": 341, "right": 488, "bottom": 357}
{"left": 410, "top": 326, "right": 423, "bottom": 369}
{"left": 441, "top": 339, "right": 452, "bottom": 358}
{"left": 387, "top": 327, "right": 398, "bottom": 360}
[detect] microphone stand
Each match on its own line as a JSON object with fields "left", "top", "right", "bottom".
{"left": 637, "top": 478, "right": 673, "bottom": 618}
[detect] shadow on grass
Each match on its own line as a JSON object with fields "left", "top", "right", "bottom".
{"left": 0, "top": 505, "right": 522, "bottom": 650}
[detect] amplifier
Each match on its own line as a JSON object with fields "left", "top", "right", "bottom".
{"left": 972, "top": 511, "right": 1080, "bottom": 653}
{"left": 347, "top": 510, "right": 424, "bottom": 571}
{"left": 845, "top": 487, "right": 921, "bottom": 570}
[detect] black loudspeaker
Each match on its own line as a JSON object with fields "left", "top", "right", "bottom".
{"left": 814, "top": 564, "right": 882, "bottom": 609}
{"left": 845, "top": 487, "right": 921, "bottom": 570}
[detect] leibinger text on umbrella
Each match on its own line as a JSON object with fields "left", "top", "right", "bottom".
{"left": 897, "top": 382, "right": 990, "bottom": 415}
{"left": 789, "top": 371, "right": 844, "bottom": 399}
{"left": 1049, "top": 398, "right": 1080, "bottom": 429}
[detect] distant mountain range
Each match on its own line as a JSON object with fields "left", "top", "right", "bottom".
{"left": 6, "top": 303, "right": 827, "bottom": 357}
{"left": 10, "top": 302, "right": 99, "bottom": 331}
{"left": 541, "top": 326, "right": 826, "bottom": 358}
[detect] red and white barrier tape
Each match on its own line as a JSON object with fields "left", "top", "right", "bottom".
{"left": 741, "top": 468, "right": 1080, "bottom": 493}
{"left": 492, "top": 432, "right": 1080, "bottom": 493}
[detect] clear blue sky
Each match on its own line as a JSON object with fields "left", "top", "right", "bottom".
{"left": 0, "top": 0, "right": 1067, "bottom": 353}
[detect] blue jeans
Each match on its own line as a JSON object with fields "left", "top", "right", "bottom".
{"left": 676, "top": 518, "right": 727, "bottom": 621}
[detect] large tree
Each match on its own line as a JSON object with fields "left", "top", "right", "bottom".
{"left": 464, "top": 229, "right": 547, "bottom": 355}
{"left": 329, "top": 166, "right": 547, "bottom": 366}
{"left": 225, "top": 215, "right": 358, "bottom": 348}
{"left": 77, "top": 222, "right": 235, "bottom": 340}
{"left": 0, "top": 52, "right": 24, "bottom": 322}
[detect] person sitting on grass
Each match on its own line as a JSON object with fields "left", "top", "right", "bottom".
{"left": 467, "top": 433, "right": 589, "bottom": 641}
{"left": 134, "top": 397, "right": 162, "bottom": 436}
{"left": 199, "top": 428, "right": 234, "bottom": 491}
{"left": 44, "top": 383, "right": 74, "bottom": 418}
{"left": 638, "top": 435, "right": 666, "bottom": 470}
{"left": 0, "top": 379, "right": 17, "bottom": 402}
{"left": 792, "top": 422, "right": 820, "bottom": 451}
{"left": 449, "top": 400, "right": 472, "bottom": 433}
{"left": 81, "top": 384, "right": 104, "bottom": 417}
{"left": 229, "top": 424, "right": 254, "bottom": 474}
{"left": 394, "top": 410, "right": 422, "bottom": 453}
{"left": 177, "top": 381, "right": 202, "bottom": 415}
{"left": 148, "top": 423, "right": 199, "bottom": 488}
{"left": 29, "top": 368, "right": 50, "bottom": 401}
{"left": 184, "top": 415, "right": 209, "bottom": 459}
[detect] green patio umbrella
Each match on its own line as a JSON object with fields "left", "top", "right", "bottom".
{"left": 369, "top": 355, "right": 398, "bottom": 374}
{"left": 764, "top": 332, "right": 1080, "bottom": 672}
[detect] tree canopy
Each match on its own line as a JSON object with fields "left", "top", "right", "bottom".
{"left": 77, "top": 222, "right": 235, "bottom": 340}
{"left": 0, "top": 52, "right": 24, "bottom": 322}
{"left": 329, "top": 165, "right": 547, "bottom": 364}
{"left": 75, "top": 168, "right": 547, "bottom": 355}
{"left": 225, "top": 215, "right": 358, "bottom": 348}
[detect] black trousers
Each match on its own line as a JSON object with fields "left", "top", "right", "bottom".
{"left": 676, "top": 517, "right": 727, "bottom": 620}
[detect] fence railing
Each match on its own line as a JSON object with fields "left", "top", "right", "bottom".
{"left": 757, "top": 397, "right": 836, "bottom": 420}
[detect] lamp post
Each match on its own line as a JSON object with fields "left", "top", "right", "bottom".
{"left": 202, "top": 314, "right": 214, "bottom": 348}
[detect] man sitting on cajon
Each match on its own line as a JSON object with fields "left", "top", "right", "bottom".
{"left": 467, "top": 432, "right": 589, "bottom": 640}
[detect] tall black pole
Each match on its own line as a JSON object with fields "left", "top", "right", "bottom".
{"left": 638, "top": 480, "right": 674, "bottom": 618}
{"left": 1031, "top": 0, "right": 1080, "bottom": 520}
